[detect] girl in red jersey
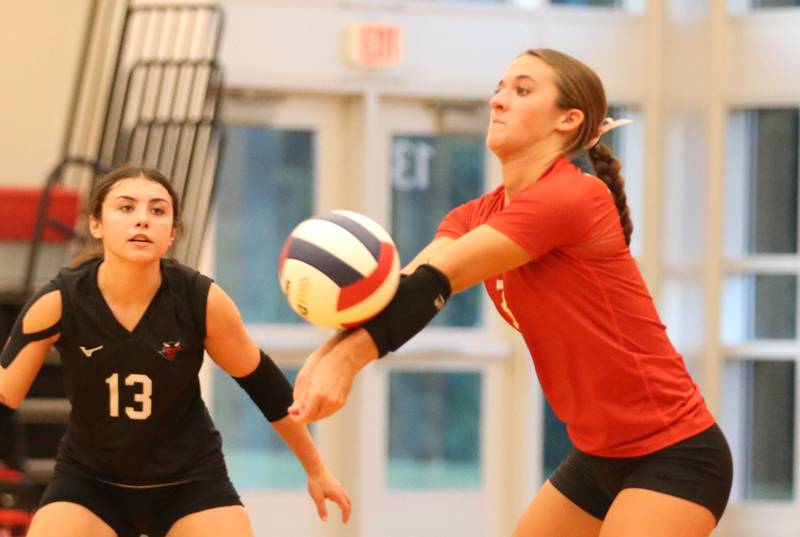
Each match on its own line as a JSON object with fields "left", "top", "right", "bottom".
{"left": 288, "top": 49, "right": 732, "bottom": 537}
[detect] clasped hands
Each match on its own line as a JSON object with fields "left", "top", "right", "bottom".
{"left": 288, "top": 328, "right": 379, "bottom": 423}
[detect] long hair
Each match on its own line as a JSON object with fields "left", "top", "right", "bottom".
{"left": 70, "top": 166, "right": 183, "bottom": 267}
{"left": 526, "top": 49, "right": 633, "bottom": 245}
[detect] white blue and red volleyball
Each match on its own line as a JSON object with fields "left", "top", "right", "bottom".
{"left": 278, "top": 210, "right": 401, "bottom": 329}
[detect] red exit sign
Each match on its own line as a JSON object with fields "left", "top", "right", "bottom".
{"left": 344, "top": 23, "right": 402, "bottom": 68}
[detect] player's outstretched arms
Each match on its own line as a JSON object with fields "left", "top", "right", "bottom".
{"left": 0, "top": 285, "right": 62, "bottom": 411}
{"left": 289, "top": 225, "right": 533, "bottom": 423}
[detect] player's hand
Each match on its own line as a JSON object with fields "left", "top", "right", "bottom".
{"left": 290, "top": 329, "right": 378, "bottom": 423}
{"left": 290, "top": 330, "right": 352, "bottom": 416}
{"left": 291, "top": 345, "right": 327, "bottom": 416}
{"left": 307, "top": 466, "right": 351, "bottom": 524}
{"left": 289, "top": 351, "right": 358, "bottom": 423}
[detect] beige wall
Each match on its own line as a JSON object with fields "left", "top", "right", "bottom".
{"left": 0, "top": 0, "right": 92, "bottom": 187}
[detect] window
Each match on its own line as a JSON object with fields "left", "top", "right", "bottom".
{"left": 721, "top": 108, "right": 799, "bottom": 502}
{"left": 214, "top": 125, "right": 314, "bottom": 324}
{"left": 383, "top": 102, "right": 489, "bottom": 488}
{"left": 724, "top": 109, "right": 798, "bottom": 258}
{"left": 213, "top": 367, "right": 311, "bottom": 490}
{"left": 722, "top": 274, "right": 797, "bottom": 343}
{"left": 387, "top": 370, "right": 482, "bottom": 489}
{"left": 724, "top": 360, "right": 795, "bottom": 500}
{"left": 211, "top": 121, "right": 316, "bottom": 490}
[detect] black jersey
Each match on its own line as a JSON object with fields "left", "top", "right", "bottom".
{"left": 51, "top": 258, "right": 226, "bottom": 485}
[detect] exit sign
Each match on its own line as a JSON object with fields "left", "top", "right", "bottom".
{"left": 344, "top": 23, "right": 402, "bottom": 68}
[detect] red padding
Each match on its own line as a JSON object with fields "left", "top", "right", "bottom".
{"left": 0, "top": 509, "right": 31, "bottom": 526}
{"left": 0, "top": 186, "right": 80, "bottom": 242}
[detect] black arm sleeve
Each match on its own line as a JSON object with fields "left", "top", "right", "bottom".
{"left": 362, "top": 263, "right": 452, "bottom": 358}
{"left": 232, "top": 350, "right": 294, "bottom": 422}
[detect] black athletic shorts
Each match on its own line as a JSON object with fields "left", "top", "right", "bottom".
{"left": 37, "top": 470, "right": 242, "bottom": 537}
{"left": 549, "top": 423, "right": 733, "bottom": 523}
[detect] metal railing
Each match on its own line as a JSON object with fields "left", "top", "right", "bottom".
{"left": 9, "top": 1, "right": 225, "bottom": 302}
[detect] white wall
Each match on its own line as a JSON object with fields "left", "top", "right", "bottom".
{"left": 218, "top": 0, "right": 647, "bottom": 103}
{"left": 0, "top": 0, "right": 93, "bottom": 186}
{"left": 5, "top": 1, "right": 800, "bottom": 184}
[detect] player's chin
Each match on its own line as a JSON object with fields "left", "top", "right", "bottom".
{"left": 121, "top": 243, "right": 168, "bottom": 263}
{"left": 485, "top": 132, "right": 506, "bottom": 154}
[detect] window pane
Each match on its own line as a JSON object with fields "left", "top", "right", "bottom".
{"left": 542, "top": 399, "right": 573, "bottom": 479}
{"left": 753, "top": 0, "right": 800, "bottom": 6}
{"left": 723, "top": 360, "right": 795, "bottom": 500}
{"left": 551, "top": 0, "right": 621, "bottom": 6}
{"left": 391, "top": 134, "right": 484, "bottom": 327}
{"left": 213, "top": 367, "right": 310, "bottom": 490}
{"left": 725, "top": 109, "right": 798, "bottom": 255}
{"left": 721, "top": 274, "right": 797, "bottom": 342}
{"left": 388, "top": 371, "right": 482, "bottom": 489}
{"left": 404, "top": 0, "right": 508, "bottom": 2}
{"left": 215, "top": 125, "right": 314, "bottom": 323}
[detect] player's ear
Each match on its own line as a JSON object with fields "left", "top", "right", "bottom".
{"left": 556, "top": 107, "right": 584, "bottom": 134}
{"left": 89, "top": 215, "right": 103, "bottom": 239}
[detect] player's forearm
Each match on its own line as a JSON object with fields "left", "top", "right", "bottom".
{"left": 0, "top": 364, "right": 33, "bottom": 408}
{"left": 337, "top": 328, "right": 379, "bottom": 371}
{"left": 401, "top": 237, "right": 454, "bottom": 275}
{"left": 271, "top": 416, "right": 325, "bottom": 476}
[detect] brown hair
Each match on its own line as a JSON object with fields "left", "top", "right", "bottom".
{"left": 71, "top": 165, "right": 182, "bottom": 266}
{"left": 525, "top": 48, "right": 633, "bottom": 245}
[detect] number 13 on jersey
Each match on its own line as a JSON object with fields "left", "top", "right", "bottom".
{"left": 105, "top": 373, "right": 153, "bottom": 420}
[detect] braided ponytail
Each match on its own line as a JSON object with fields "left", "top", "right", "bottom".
{"left": 524, "top": 49, "right": 634, "bottom": 245}
{"left": 588, "top": 142, "right": 632, "bottom": 245}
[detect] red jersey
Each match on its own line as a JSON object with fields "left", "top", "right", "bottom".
{"left": 435, "top": 157, "right": 714, "bottom": 457}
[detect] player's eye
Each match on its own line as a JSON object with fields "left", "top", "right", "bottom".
{"left": 515, "top": 85, "right": 531, "bottom": 97}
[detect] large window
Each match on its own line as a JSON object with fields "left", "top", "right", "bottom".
{"left": 721, "top": 108, "right": 799, "bottom": 502}
{"left": 212, "top": 123, "right": 316, "bottom": 490}
{"left": 384, "top": 100, "right": 490, "bottom": 492}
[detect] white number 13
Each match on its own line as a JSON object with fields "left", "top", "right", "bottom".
{"left": 105, "top": 373, "right": 153, "bottom": 420}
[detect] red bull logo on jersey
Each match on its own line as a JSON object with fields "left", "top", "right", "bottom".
{"left": 159, "top": 341, "right": 182, "bottom": 361}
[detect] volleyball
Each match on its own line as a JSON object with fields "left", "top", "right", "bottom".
{"left": 279, "top": 210, "right": 401, "bottom": 329}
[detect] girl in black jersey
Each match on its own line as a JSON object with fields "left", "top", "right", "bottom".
{"left": 0, "top": 166, "right": 351, "bottom": 537}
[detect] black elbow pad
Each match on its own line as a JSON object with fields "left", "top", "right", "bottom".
{"left": 232, "top": 351, "right": 294, "bottom": 422}
{"left": 362, "top": 264, "right": 451, "bottom": 358}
